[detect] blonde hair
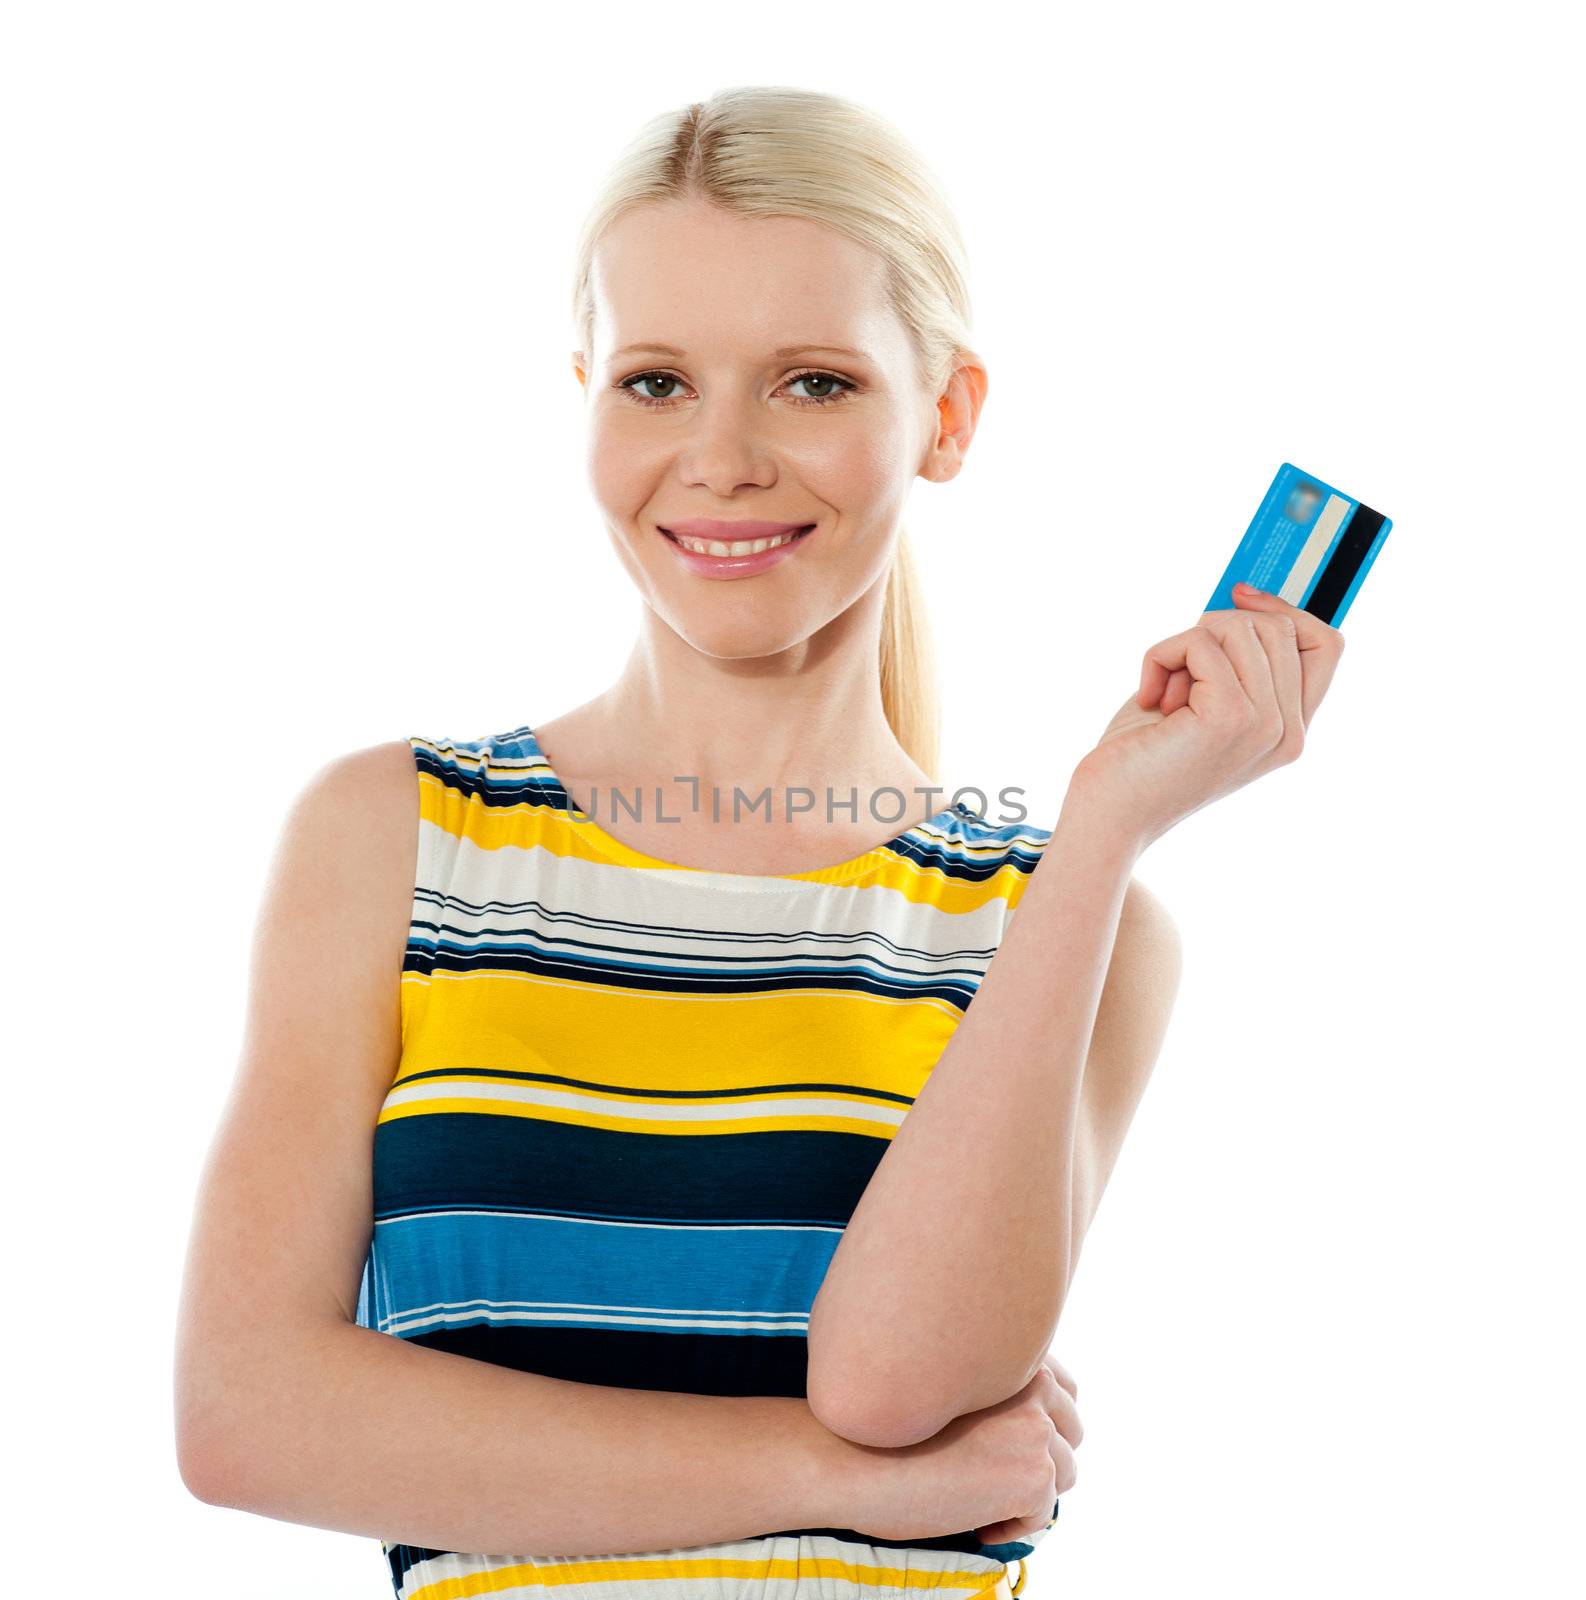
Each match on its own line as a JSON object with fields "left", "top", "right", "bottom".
{"left": 570, "top": 86, "right": 977, "bottom": 783}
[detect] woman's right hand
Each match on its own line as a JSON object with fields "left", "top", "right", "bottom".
{"left": 839, "top": 1351, "right": 1082, "bottom": 1544}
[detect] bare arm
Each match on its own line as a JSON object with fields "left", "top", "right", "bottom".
{"left": 1068, "top": 874, "right": 1182, "bottom": 1273}
{"left": 173, "top": 740, "right": 858, "bottom": 1556}
{"left": 182, "top": 1313, "right": 854, "bottom": 1556}
{"left": 807, "top": 797, "right": 1179, "bottom": 1448}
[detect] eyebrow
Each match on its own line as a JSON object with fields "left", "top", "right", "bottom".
{"left": 610, "top": 342, "right": 870, "bottom": 363}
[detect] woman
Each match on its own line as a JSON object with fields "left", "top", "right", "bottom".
{"left": 175, "top": 86, "right": 1342, "bottom": 1599}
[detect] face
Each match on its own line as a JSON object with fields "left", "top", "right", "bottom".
{"left": 573, "top": 196, "right": 982, "bottom": 661}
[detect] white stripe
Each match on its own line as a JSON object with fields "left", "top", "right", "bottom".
{"left": 1279, "top": 493, "right": 1352, "bottom": 605}
{"left": 390, "top": 1294, "right": 810, "bottom": 1320}
{"left": 382, "top": 1076, "right": 908, "bottom": 1128}
{"left": 385, "top": 1305, "right": 812, "bottom": 1337}
{"left": 375, "top": 1207, "right": 842, "bottom": 1234}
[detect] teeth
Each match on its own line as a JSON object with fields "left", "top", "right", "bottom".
{"left": 671, "top": 528, "right": 806, "bottom": 556}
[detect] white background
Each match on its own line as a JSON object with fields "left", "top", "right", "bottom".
{"left": 6, "top": 2, "right": 1581, "bottom": 1595}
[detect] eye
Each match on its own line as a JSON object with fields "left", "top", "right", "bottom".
{"left": 783, "top": 369, "right": 857, "bottom": 407}
{"left": 619, "top": 371, "right": 687, "bottom": 406}
{"left": 616, "top": 368, "right": 858, "bottom": 409}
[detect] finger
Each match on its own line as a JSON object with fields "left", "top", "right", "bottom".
{"left": 1141, "top": 624, "right": 1245, "bottom": 720}
{"left": 1041, "top": 1350, "right": 1078, "bottom": 1401}
{"left": 1032, "top": 1360, "right": 1084, "bottom": 1449}
{"left": 1229, "top": 583, "right": 1346, "bottom": 725}
{"left": 1201, "top": 610, "right": 1278, "bottom": 730}
{"left": 1138, "top": 654, "right": 1169, "bottom": 708}
{"left": 1250, "top": 612, "right": 1305, "bottom": 748}
{"left": 1046, "top": 1381, "right": 1084, "bottom": 1452}
{"left": 977, "top": 1503, "right": 1060, "bottom": 1545}
{"left": 1161, "top": 665, "right": 1192, "bottom": 717}
{"left": 1139, "top": 641, "right": 1199, "bottom": 709}
{"left": 976, "top": 1512, "right": 1053, "bottom": 1544}
{"left": 1042, "top": 1432, "right": 1078, "bottom": 1520}
{"left": 1050, "top": 1433, "right": 1077, "bottom": 1497}
{"left": 1140, "top": 659, "right": 1194, "bottom": 716}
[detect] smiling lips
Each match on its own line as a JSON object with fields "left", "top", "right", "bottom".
{"left": 659, "top": 518, "right": 815, "bottom": 556}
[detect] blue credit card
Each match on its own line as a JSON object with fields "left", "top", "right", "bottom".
{"left": 1207, "top": 463, "right": 1392, "bottom": 627}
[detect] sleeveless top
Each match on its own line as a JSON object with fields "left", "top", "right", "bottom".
{"left": 355, "top": 725, "right": 1059, "bottom": 1599}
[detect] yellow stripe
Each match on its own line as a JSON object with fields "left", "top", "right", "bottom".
{"left": 395, "top": 971, "right": 960, "bottom": 1100}
{"left": 402, "top": 1550, "right": 1009, "bottom": 1599}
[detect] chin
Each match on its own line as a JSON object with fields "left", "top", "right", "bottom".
{"left": 669, "top": 618, "right": 813, "bottom": 660}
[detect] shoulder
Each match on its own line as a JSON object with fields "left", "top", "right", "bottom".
{"left": 296, "top": 738, "right": 418, "bottom": 831}
{"left": 233, "top": 740, "right": 423, "bottom": 1100}
{"left": 262, "top": 739, "right": 419, "bottom": 915}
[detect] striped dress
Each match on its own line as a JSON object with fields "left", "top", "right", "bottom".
{"left": 356, "top": 725, "right": 1059, "bottom": 1599}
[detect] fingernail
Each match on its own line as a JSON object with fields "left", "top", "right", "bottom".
{"left": 1234, "top": 581, "right": 1266, "bottom": 596}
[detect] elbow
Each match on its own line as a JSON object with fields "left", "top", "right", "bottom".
{"left": 807, "top": 1370, "right": 949, "bottom": 1450}
{"left": 808, "top": 1342, "right": 1055, "bottom": 1451}
{"left": 176, "top": 1422, "right": 243, "bottom": 1508}
{"left": 174, "top": 1356, "right": 254, "bottom": 1508}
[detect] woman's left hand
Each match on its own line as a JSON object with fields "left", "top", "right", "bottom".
{"left": 1065, "top": 583, "right": 1347, "bottom": 853}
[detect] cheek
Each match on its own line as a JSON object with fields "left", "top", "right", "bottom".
{"left": 585, "top": 414, "right": 655, "bottom": 503}
{"left": 786, "top": 419, "right": 906, "bottom": 505}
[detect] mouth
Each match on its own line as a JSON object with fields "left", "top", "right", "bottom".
{"left": 658, "top": 524, "right": 817, "bottom": 557}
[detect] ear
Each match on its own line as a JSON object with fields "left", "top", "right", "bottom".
{"left": 571, "top": 351, "right": 588, "bottom": 387}
{"left": 919, "top": 354, "right": 989, "bottom": 485}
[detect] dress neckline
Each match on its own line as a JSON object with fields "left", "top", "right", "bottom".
{"left": 513, "top": 723, "right": 973, "bottom": 888}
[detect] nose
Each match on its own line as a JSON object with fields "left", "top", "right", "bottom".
{"left": 674, "top": 398, "right": 779, "bottom": 494}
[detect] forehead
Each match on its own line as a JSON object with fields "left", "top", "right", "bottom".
{"left": 589, "top": 199, "right": 905, "bottom": 364}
